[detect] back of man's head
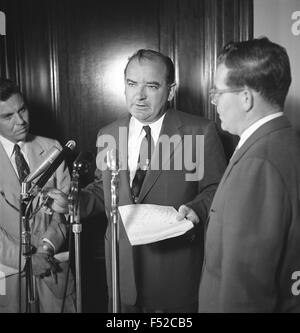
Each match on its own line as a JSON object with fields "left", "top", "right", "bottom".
{"left": 124, "top": 49, "right": 175, "bottom": 85}
{"left": 0, "top": 78, "right": 21, "bottom": 101}
{"left": 217, "top": 37, "right": 291, "bottom": 109}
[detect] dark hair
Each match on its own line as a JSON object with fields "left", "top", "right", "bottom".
{"left": 124, "top": 49, "right": 175, "bottom": 85}
{"left": 217, "top": 37, "right": 291, "bottom": 108}
{"left": 0, "top": 78, "right": 21, "bottom": 101}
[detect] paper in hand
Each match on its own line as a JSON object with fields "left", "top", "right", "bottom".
{"left": 118, "top": 204, "right": 194, "bottom": 245}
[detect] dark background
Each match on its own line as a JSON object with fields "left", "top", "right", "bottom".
{"left": 0, "top": 0, "right": 253, "bottom": 312}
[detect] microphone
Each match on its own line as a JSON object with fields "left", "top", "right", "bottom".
{"left": 29, "top": 140, "right": 76, "bottom": 194}
{"left": 25, "top": 146, "right": 62, "bottom": 183}
{"left": 73, "top": 151, "right": 94, "bottom": 175}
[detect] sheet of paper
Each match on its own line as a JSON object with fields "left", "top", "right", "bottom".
{"left": 118, "top": 204, "right": 194, "bottom": 245}
{"left": 0, "top": 263, "right": 18, "bottom": 278}
{"left": 54, "top": 251, "right": 69, "bottom": 263}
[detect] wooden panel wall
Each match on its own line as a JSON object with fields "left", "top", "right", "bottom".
{"left": 0, "top": 0, "right": 252, "bottom": 160}
{"left": 0, "top": 0, "right": 252, "bottom": 312}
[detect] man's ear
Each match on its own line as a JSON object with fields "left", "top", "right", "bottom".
{"left": 168, "top": 83, "right": 176, "bottom": 101}
{"left": 241, "top": 89, "right": 254, "bottom": 112}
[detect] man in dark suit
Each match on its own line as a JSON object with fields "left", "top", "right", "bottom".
{"left": 0, "top": 78, "right": 75, "bottom": 312}
{"left": 198, "top": 37, "right": 300, "bottom": 312}
{"left": 49, "top": 49, "right": 226, "bottom": 312}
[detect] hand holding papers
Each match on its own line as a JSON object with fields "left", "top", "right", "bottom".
{"left": 118, "top": 204, "right": 194, "bottom": 245}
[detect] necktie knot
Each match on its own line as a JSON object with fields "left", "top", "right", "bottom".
{"left": 143, "top": 125, "right": 151, "bottom": 138}
{"left": 14, "top": 143, "right": 21, "bottom": 154}
{"left": 14, "top": 144, "right": 30, "bottom": 182}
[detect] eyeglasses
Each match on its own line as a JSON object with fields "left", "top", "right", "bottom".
{"left": 209, "top": 88, "right": 245, "bottom": 105}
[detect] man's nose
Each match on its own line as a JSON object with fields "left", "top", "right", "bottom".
{"left": 14, "top": 112, "right": 26, "bottom": 124}
{"left": 136, "top": 85, "right": 146, "bottom": 100}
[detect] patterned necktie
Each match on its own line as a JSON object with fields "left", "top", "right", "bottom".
{"left": 131, "top": 125, "right": 154, "bottom": 203}
{"left": 14, "top": 144, "right": 30, "bottom": 182}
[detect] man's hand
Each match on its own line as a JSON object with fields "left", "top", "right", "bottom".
{"left": 45, "top": 188, "right": 69, "bottom": 214}
{"left": 176, "top": 205, "right": 199, "bottom": 225}
{"left": 31, "top": 252, "right": 59, "bottom": 277}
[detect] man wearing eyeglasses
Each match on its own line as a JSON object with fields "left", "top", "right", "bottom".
{"left": 198, "top": 37, "right": 300, "bottom": 312}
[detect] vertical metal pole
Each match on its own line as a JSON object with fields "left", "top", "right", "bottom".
{"left": 73, "top": 224, "right": 82, "bottom": 313}
{"left": 20, "top": 182, "right": 36, "bottom": 313}
{"left": 69, "top": 173, "right": 82, "bottom": 313}
{"left": 111, "top": 170, "right": 119, "bottom": 313}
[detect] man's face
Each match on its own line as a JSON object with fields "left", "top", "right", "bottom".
{"left": 124, "top": 58, "right": 175, "bottom": 124}
{"left": 214, "top": 64, "right": 246, "bottom": 136}
{"left": 0, "top": 93, "right": 30, "bottom": 143}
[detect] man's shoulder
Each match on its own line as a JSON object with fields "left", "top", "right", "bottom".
{"left": 169, "top": 109, "right": 213, "bottom": 129}
{"left": 168, "top": 109, "right": 212, "bottom": 127}
{"left": 27, "top": 134, "right": 61, "bottom": 150}
{"left": 97, "top": 114, "right": 130, "bottom": 136}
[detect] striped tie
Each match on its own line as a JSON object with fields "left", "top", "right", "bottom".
{"left": 131, "top": 126, "right": 154, "bottom": 203}
{"left": 14, "top": 144, "right": 30, "bottom": 182}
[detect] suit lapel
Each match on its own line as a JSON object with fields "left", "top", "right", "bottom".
{"left": 138, "top": 109, "right": 183, "bottom": 202}
{"left": 0, "top": 141, "right": 21, "bottom": 206}
{"left": 25, "top": 135, "right": 47, "bottom": 173}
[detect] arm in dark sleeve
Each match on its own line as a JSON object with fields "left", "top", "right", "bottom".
{"left": 187, "top": 121, "right": 227, "bottom": 224}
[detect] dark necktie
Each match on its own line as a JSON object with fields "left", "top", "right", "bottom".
{"left": 131, "top": 125, "right": 154, "bottom": 203}
{"left": 14, "top": 144, "right": 30, "bottom": 182}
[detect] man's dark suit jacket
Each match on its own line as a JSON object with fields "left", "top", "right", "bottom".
{"left": 81, "top": 109, "right": 226, "bottom": 309}
{"left": 199, "top": 116, "right": 300, "bottom": 312}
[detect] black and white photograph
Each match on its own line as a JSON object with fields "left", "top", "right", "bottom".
{"left": 0, "top": 0, "right": 299, "bottom": 319}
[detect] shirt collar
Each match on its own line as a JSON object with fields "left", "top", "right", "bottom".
{"left": 237, "top": 112, "right": 284, "bottom": 149}
{"left": 0, "top": 134, "right": 26, "bottom": 158}
{"left": 130, "top": 113, "right": 166, "bottom": 145}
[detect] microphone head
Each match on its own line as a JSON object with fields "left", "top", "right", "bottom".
{"left": 66, "top": 140, "right": 76, "bottom": 150}
{"left": 25, "top": 145, "right": 61, "bottom": 183}
{"left": 73, "top": 151, "right": 94, "bottom": 174}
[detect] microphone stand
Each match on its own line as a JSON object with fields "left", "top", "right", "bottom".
{"left": 108, "top": 151, "right": 120, "bottom": 313}
{"left": 20, "top": 182, "right": 36, "bottom": 313}
{"left": 68, "top": 168, "right": 82, "bottom": 313}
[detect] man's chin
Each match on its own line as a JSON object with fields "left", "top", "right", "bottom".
{"left": 130, "top": 110, "right": 149, "bottom": 122}
{"left": 15, "top": 131, "right": 29, "bottom": 142}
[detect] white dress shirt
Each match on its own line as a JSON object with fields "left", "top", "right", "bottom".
{"left": 128, "top": 113, "right": 166, "bottom": 186}
{"left": 0, "top": 135, "right": 30, "bottom": 177}
{"left": 237, "top": 112, "right": 284, "bottom": 150}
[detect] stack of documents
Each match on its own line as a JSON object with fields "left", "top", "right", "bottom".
{"left": 118, "top": 204, "right": 194, "bottom": 245}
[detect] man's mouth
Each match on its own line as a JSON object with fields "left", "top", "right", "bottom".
{"left": 135, "top": 103, "right": 148, "bottom": 108}
{"left": 16, "top": 126, "right": 28, "bottom": 134}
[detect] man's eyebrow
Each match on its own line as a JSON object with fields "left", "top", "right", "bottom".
{"left": 0, "top": 112, "right": 13, "bottom": 118}
{"left": 18, "top": 104, "right": 26, "bottom": 111}
{"left": 126, "top": 79, "right": 161, "bottom": 86}
{"left": 146, "top": 81, "right": 160, "bottom": 86}
{"left": 126, "top": 78, "right": 137, "bottom": 83}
